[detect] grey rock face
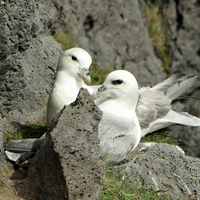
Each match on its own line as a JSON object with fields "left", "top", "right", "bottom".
{"left": 159, "top": 0, "right": 200, "bottom": 157}
{"left": 0, "top": 0, "right": 65, "bottom": 59}
{"left": 0, "top": 0, "right": 65, "bottom": 130}
{"left": 113, "top": 143, "right": 200, "bottom": 199}
{"left": 0, "top": 36, "right": 62, "bottom": 130}
{"left": 62, "top": 0, "right": 166, "bottom": 85}
{"left": 160, "top": 0, "right": 200, "bottom": 75}
{"left": 26, "top": 89, "right": 103, "bottom": 200}
{"left": 0, "top": 115, "right": 3, "bottom": 156}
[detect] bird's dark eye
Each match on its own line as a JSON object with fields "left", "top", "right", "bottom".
{"left": 112, "top": 79, "right": 123, "bottom": 85}
{"left": 72, "top": 55, "right": 78, "bottom": 61}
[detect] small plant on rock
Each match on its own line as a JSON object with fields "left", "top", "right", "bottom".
{"left": 145, "top": 0, "right": 172, "bottom": 72}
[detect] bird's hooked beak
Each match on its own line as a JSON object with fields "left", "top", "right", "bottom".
{"left": 97, "top": 85, "right": 107, "bottom": 92}
{"left": 92, "top": 85, "right": 109, "bottom": 100}
{"left": 78, "top": 67, "right": 91, "bottom": 85}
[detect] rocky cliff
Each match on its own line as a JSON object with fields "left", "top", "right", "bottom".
{"left": 0, "top": 0, "right": 200, "bottom": 199}
{"left": 159, "top": 0, "right": 200, "bottom": 157}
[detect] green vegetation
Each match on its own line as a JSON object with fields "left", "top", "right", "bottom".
{"left": 4, "top": 123, "right": 47, "bottom": 141}
{"left": 100, "top": 165, "right": 172, "bottom": 200}
{"left": 142, "top": 128, "right": 188, "bottom": 153}
{"left": 99, "top": 128, "right": 186, "bottom": 199}
{"left": 5, "top": 131, "right": 23, "bottom": 141}
{"left": 53, "top": 28, "right": 77, "bottom": 50}
{"left": 142, "top": 128, "right": 172, "bottom": 143}
{"left": 4, "top": 29, "right": 111, "bottom": 141}
{"left": 145, "top": 0, "right": 172, "bottom": 72}
{"left": 90, "top": 61, "right": 112, "bottom": 85}
{"left": 0, "top": 179, "right": 5, "bottom": 186}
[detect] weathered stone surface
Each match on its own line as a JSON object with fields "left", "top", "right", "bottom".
{"left": 0, "top": 36, "right": 62, "bottom": 130}
{"left": 0, "top": 0, "right": 65, "bottom": 59}
{"left": 0, "top": 115, "right": 3, "bottom": 156}
{"left": 62, "top": 0, "right": 166, "bottom": 85}
{"left": 112, "top": 142, "right": 200, "bottom": 199}
{"left": 159, "top": 0, "right": 200, "bottom": 157}
{"left": 0, "top": 116, "right": 17, "bottom": 199}
{"left": 0, "top": 0, "right": 65, "bottom": 130}
{"left": 25, "top": 89, "right": 103, "bottom": 200}
{"left": 159, "top": 0, "right": 200, "bottom": 75}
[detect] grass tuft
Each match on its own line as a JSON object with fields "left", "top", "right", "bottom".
{"left": 53, "top": 28, "right": 77, "bottom": 50}
{"left": 4, "top": 123, "right": 47, "bottom": 142}
{"left": 90, "top": 61, "right": 112, "bottom": 86}
{"left": 141, "top": 128, "right": 188, "bottom": 153}
{"left": 100, "top": 164, "right": 172, "bottom": 199}
{"left": 145, "top": 0, "right": 172, "bottom": 72}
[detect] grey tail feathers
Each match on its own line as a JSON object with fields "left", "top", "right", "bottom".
{"left": 152, "top": 73, "right": 200, "bottom": 101}
{"left": 165, "top": 110, "right": 200, "bottom": 127}
{"left": 177, "top": 112, "right": 200, "bottom": 126}
{"left": 166, "top": 75, "right": 199, "bottom": 101}
{"left": 152, "top": 73, "right": 186, "bottom": 92}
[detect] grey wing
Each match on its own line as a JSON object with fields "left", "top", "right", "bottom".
{"left": 136, "top": 89, "right": 171, "bottom": 130}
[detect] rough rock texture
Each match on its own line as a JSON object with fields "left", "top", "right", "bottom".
{"left": 0, "top": 0, "right": 65, "bottom": 59}
{"left": 159, "top": 0, "right": 200, "bottom": 157}
{"left": 24, "top": 89, "right": 103, "bottom": 200}
{"left": 113, "top": 142, "right": 200, "bottom": 199}
{"left": 0, "top": 115, "right": 3, "bottom": 155}
{"left": 159, "top": 0, "right": 200, "bottom": 75}
{"left": 62, "top": 0, "right": 166, "bottom": 86}
{"left": 1, "top": 0, "right": 200, "bottom": 198}
{"left": 1, "top": 36, "right": 62, "bottom": 131}
{"left": 0, "top": 116, "right": 17, "bottom": 200}
{"left": 0, "top": 0, "right": 65, "bottom": 130}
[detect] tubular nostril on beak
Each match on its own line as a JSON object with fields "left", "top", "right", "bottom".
{"left": 98, "top": 85, "right": 106, "bottom": 92}
{"left": 82, "top": 68, "right": 90, "bottom": 75}
{"left": 86, "top": 71, "right": 90, "bottom": 76}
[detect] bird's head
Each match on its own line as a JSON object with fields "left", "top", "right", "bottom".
{"left": 56, "top": 47, "right": 92, "bottom": 85}
{"left": 92, "top": 70, "right": 139, "bottom": 109}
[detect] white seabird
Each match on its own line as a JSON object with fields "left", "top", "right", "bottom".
{"left": 47, "top": 47, "right": 92, "bottom": 124}
{"left": 92, "top": 70, "right": 141, "bottom": 165}
{"left": 4, "top": 47, "right": 93, "bottom": 163}
{"left": 89, "top": 72, "right": 200, "bottom": 137}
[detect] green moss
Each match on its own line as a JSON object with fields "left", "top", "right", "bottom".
{"left": 5, "top": 131, "right": 23, "bottom": 141}
{"left": 18, "top": 123, "right": 47, "bottom": 139}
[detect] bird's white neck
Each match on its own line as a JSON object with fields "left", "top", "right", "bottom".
{"left": 54, "top": 71, "right": 84, "bottom": 89}
{"left": 99, "top": 99, "right": 136, "bottom": 118}
{"left": 98, "top": 90, "right": 139, "bottom": 115}
{"left": 51, "top": 71, "right": 84, "bottom": 106}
